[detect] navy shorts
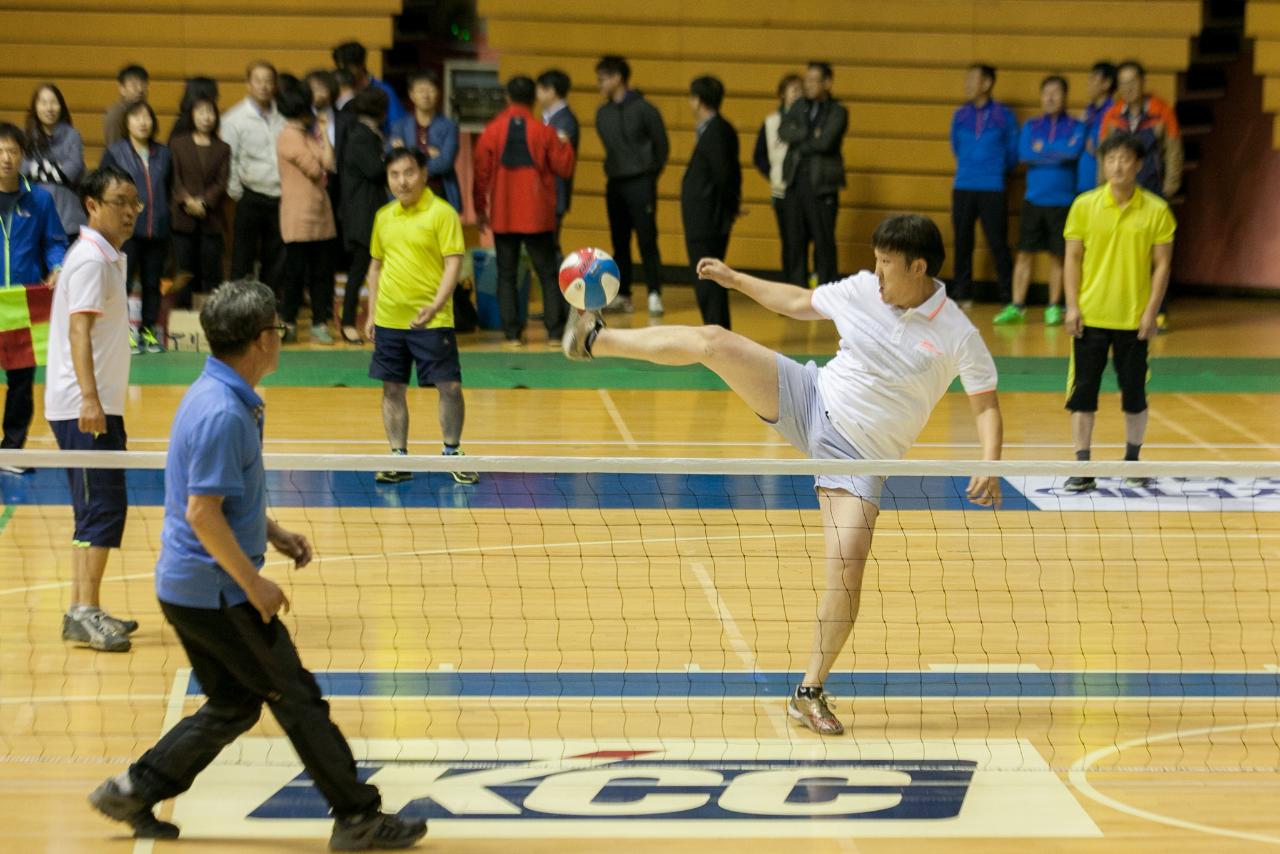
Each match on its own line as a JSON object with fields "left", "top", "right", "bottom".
{"left": 368, "top": 326, "right": 462, "bottom": 387}
{"left": 49, "top": 415, "right": 128, "bottom": 549}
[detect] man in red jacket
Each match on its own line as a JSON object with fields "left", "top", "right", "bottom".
{"left": 474, "top": 76, "right": 576, "bottom": 347}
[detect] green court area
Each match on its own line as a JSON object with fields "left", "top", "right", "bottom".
{"left": 45, "top": 351, "right": 1280, "bottom": 393}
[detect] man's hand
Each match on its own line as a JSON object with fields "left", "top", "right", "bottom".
{"left": 475, "top": 211, "right": 489, "bottom": 232}
{"left": 364, "top": 317, "right": 376, "bottom": 342}
{"left": 966, "top": 476, "right": 1002, "bottom": 508}
{"left": 78, "top": 398, "right": 106, "bottom": 436}
{"left": 248, "top": 576, "right": 290, "bottom": 623}
{"left": 390, "top": 137, "right": 405, "bottom": 149}
{"left": 427, "top": 145, "right": 441, "bottom": 158}
{"left": 411, "top": 304, "right": 439, "bottom": 329}
{"left": 695, "top": 258, "right": 738, "bottom": 289}
{"left": 270, "top": 526, "right": 313, "bottom": 567}
{"left": 45, "top": 268, "right": 60, "bottom": 290}
{"left": 1137, "top": 309, "right": 1159, "bottom": 341}
{"left": 1064, "top": 306, "right": 1083, "bottom": 338}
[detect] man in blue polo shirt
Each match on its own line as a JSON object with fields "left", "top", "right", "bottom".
{"left": 89, "top": 280, "right": 426, "bottom": 850}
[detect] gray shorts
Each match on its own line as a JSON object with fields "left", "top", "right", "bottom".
{"left": 764, "top": 354, "right": 884, "bottom": 506}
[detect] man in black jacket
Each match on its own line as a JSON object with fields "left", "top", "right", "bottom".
{"left": 595, "top": 55, "right": 669, "bottom": 316}
{"left": 779, "top": 61, "right": 847, "bottom": 287}
{"left": 537, "top": 69, "right": 579, "bottom": 266}
{"left": 681, "top": 76, "right": 741, "bottom": 328}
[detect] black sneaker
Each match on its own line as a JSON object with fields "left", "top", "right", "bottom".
{"left": 376, "top": 449, "right": 412, "bottom": 484}
{"left": 444, "top": 449, "right": 479, "bottom": 485}
{"left": 329, "top": 810, "right": 427, "bottom": 851}
{"left": 88, "top": 777, "right": 180, "bottom": 839}
{"left": 1064, "top": 476, "right": 1097, "bottom": 493}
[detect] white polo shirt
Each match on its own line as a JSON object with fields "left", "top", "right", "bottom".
{"left": 44, "top": 226, "right": 131, "bottom": 420}
{"left": 811, "top": 271, "right": 998, "bottom": 460}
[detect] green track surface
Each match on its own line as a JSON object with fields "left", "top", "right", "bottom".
{"left": 35, "top": 352, "right": 1280, "bottom": 393}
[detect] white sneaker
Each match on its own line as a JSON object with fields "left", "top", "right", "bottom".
{"left": 648, "top": 291, "right": 664, "bottom": 316}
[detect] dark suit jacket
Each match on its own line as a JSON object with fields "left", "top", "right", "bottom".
{"left": 169, "top": 134, "right": 230, "bottom": 235}
{"left": 338, "top": 121, "right": 390, "bottom": 250}
{"left": 544, "top": 103, "right": 579, "bottom": 217}
{"left": 680, "top": 113, "right": 741, "bottom": 239}
{"left": 779, "top": 97, "right": 848, "bottom": 195}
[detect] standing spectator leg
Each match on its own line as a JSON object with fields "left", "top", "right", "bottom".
{"left": 781, "top": 185, "right": 810, "bottom": 286}
{"left": 604, "top": 179, "right": 634, "bottom": 301}
{"left": 1, "top": 367, "right": 35, "bottom": 449}
{"left": 229, "top": 195, "right": 261, "bottom": 281}
{"left": 625, "top": 176, "right": 663, "bottom": 299}
{"left": 951, "top": 188, "right": 979, "bottom": 303}
{"left": 493, "top": 233, "right": 524, "bottom": 342}
{"left": 977, "top": 190, "right": 1014, "bottom": 304}
{"left": 687, "top": 233, "right": 731, "bottom": 329}
{"left": 342, "top": 245, "right": 371, "bottom": 330}
{"left": 524, "top": 232, "right": 566, "bottom": 340}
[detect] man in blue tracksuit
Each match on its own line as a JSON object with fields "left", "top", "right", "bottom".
{"left": 1077, "top": 61, "right": 1116, "bottom": 196}
{"left": 996, "top": 75, "right": 1085, "bottom": 327}
{"left": 950, "top": 64, "right": 1018, "bottom": 306}
{"left": 0, "top": 123, "right": 66, "bottom": 470}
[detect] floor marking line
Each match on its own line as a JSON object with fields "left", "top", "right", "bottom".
{"left": 130, "top": 669, "right": 190, "bottom": 854}
{"left": 1147, "top": 408, "right": 1229, "bottom": 459}
{"left": 596, "top": 388, "right": 639, "bottom": 450}
{"left": 1176, "top": 393, "right": 1275, "bottom": 447}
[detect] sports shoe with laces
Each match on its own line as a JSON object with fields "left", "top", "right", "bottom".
{"left": 1122, "top": 476, "right": 1154, "bottom": 489}
{"left": 62, "top": 610, "right": 131, "bottom": 652}
{"left": 101, "top": 611, "right": 139, "bottom": 635}
{"left": 140, "top": 327, "right": 165, "bottom": 354}
{"left": 787, "top": 688, "right": 845, "bottom": 736}
{"left": 329, "top": 810, "right": 427, "bottom": 851}
{"left": 647, "top": 291, "right": 664, "bottom": 316}
{"left": 1044, "top": 304, "right": 1065, "bottom": 326}
{"left": 89, "top": 777, "right": 180, "bottom": 839}
{"left": 444, "top": 449, "right": 479, "bottom": 485}
{"left": 562, "top": 310, "right": 604, "bottom": 362}
{"left": 375, "top": 449, "right": 412, "bottom": 484}
{"left": 1063, "top": 476, "right": 1096, "bottom": 493}
{"left": 992, "top": 304, "right": 1026, "bottom": 325}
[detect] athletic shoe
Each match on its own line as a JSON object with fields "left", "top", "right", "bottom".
{"left": 374, "top": 470, "right": 412, "bottom": 484}
{"left": 129, "top": 330, "right": 142, "bottom": 356}
{"left": 445, "top": 449, "right": 479, "bottom": 485}
{"left": 89, "top": 777, "right": 180, "bottom": 840}
{"left": 992, "top": 304, "right": 1026, "bottom": 325}
{"left": 1123, "top": 476, "right": 1154, "bottom": 489}
{"left": 1063, "top": 476, "right": 1097, "bottom": 493}
{"left": 141, "top": 328, "right": 165, "bottom": 354}
{"left": 1044, "top": 305, "right": 1065, "bottom": 326}
{"left": 312, "top": 325, "right": 335, "bottom": 346}
{"left": 562, "top": 310, "right": 604, "bottom": 362}
{"left": 101, "top": 611, "right": 139, "bottom": 635}
{"left": 0, "top": 464, "right": 31, "bottom": 475}
{"left": 329, "top": 810, "right": 427, "bottom": 851}
{"left": 648, "top": 291, "right": 664, "bottom": 316}
{"left": 786, "top": 689, "right": 844, "bottom": 736}
{"left": 603, "top": 294, "right": 633, "bottom": 314}
{"left": 62, "top": 611, "right": 131, "bottom": 652}
{"left": 501, "top": 337, "right": 526, "bottom": 350}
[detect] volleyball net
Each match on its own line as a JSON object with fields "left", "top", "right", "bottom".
{"left": 2, "top": 451, "right": 1278, "bottom": 773}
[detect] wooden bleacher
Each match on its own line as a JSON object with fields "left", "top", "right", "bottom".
{"left": 1247, "top": 0, "right": 1280, "bottom": 147}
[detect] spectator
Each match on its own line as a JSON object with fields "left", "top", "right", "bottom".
{"left": 0, "top": 123, "right": 66, "bottom": 474}
{"left": 473, "top": 75, "right": 575, "bottom": 347}
{"left": 334, "top": 68, "right": 356, "bottom": 111}
{"left": 167, "top": 77, "right": 219, "bottom": 143}
{"left": 390, "top": 70, "right": 461, "bottom": 212}
{"left": 45, "top": 166, "right": 138, "bottom": 652}
{"left": 23, "top": 83, "right": 86, "bottom": 240}
{"left": 997, "top": 75, "right": 1084, "bottom": 327}
{"left": 364, "top": 148, "right": 476, "bottom": 485}
{"left": 778, "top": 61, "right": 847, "bottom": 288}
{"left": 681, "top": 75, "right": 741, "bottom": 328}
{"left": 753, "top": 74, "right": 802, "bottom": 279}
{"left": 332, "top": 41, "right": 406, "bottom": 134}
{"left": 276, "top": 85, "right": 337, "bottom": 345}
{"left": 536, "top": 68, "right": 579, "bottom": 263}
{"left": 305, "top": 69, "right": 350, "bottom": 258}
{"left": 170, "top": 96, "right": 230, "bottom": 310}
{"left": 594, "top": 54, "right": 669, "bottom": 316}
{"left": 1077, "top": 61, "right": 1116, "bottom": 195}
{"left": 949, "top": 63, "right": 1017, "bottom": 307}
{"left": 103, "top": 65, "right": 148, "bottom": 149}
{"left": 1100, "top": 61, "right": 1183, "bottom": 200}
{"left": 101, "top": 101, "right": 171, "bottom": 354}
{"left": 221, "top": 61, "right": 286, "bottom": 297}
{"left": 338, "top": 87, "right": 390, "bottom": 343}
{"left": 1062, "top": 132, "right": 1175, "bottom": 492}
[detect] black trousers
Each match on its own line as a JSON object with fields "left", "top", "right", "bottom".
{"left": 172, "top": 230, "right": 225, "bottom": 304}
{"left": 123, "top": 235, "right": 169, "bottom": 330}
{"left": 342, "top": 243, "right": 372, "bottom": 327}
{"left": 771, "top": 196, "right": 796, "bottom": 281}
{"left": 951, "top": 189, "right": 1014, "bottom": 303}
{"left": 782, "top": 180, "right": 838, "bottom": 286}
{"left": 282, "top": 240, "right": 335, "bottom": 326}
{"left": 494, "top": 231, "right": 566, "bottom": 340}
{"left": 1066, "top": 326, "right": 1149, "bottom": 414}
{"left": 129, "top": 600, "right": 380, "bottom": 819}
{"left": 2, "top": 366, "right": 33, "bottom": 449}
{"left": 230, "top": 189, "right": 285, "bottom": 295}
{"left": 686, "top": 232, "right": 731, "bottom": 329}
{"left": 605, "top": 176, "right": 662, "bottom": 297}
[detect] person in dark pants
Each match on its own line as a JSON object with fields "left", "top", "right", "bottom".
{"left": 339, "top": 87, "right": 390, "bottom": 343}
{"left": 87, "top": 280, "right": 427, "bottom": 849}
{"left": 473, "top": 76, "right": 575, "bottom": 346}
{"left": 170, "top": 96, "right": 230, "bottom": 309}
{"left": 778, "top": 61, "right": 847, "bottom": 288}
{"left": 681, "top": 75, "right": 741, "bottom": 328}
{"left": 753, "top": 74, "right": 803, "bottom": 279}
{"left": 537, "top": 69, "right": 579, "bottom": 265}
{"left": 595, "top": 55, "right": 669, "bottom": 316}
{"left": 949, "top": 64, "right": 1018, "bottom": 307}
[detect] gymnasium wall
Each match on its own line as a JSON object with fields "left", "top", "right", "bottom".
{"left": 480, "top": 0, "right": 1203, "bottom": 281}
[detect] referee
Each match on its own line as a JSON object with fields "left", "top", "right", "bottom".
{"left": 89, "top": 281, "right": 426, "bottom": 849}
{"left": 1063, "top": 131, "right": 1175, "bottom": 492}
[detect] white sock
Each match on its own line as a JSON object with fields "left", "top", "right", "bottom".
{"left": 70, "top": 604, "right": 97, "bottom": 620}
{"left": 114, "top": 771, "right": 134, "bottom": 795}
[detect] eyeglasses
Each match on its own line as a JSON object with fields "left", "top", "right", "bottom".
{"left": 101, "top": 197, "right": 145, "bottom": 213}
{"left": 262, "top": 323, "right": 289, "bottom": 339}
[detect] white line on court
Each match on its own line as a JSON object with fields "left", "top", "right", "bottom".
{"left": 130, "top": 669, "right": 191, "bottom": 854}
{"left": 1176, "top": 393, "right": 1275, "bottom": 448}
{"left": 596, "top": 388, "right": 639, "bottom": 449}
{"left": 1148, "top": 408, "right": 1230, "bottom": 459}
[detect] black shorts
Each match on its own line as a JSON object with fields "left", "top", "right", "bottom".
{"left": 1065, "top": 326, "right": 1149, "bottom": 414}
{"left": 1018, "top": 201, "right": 1069, "bottom": 256}
{"left": 49, "top": 415, "right": 129, "bottom": 548}
{"left": 368, "top": 326, "right": 462, "bottom": 387}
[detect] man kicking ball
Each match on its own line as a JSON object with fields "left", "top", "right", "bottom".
{"left": 563, "top": 214, "right": 1004, "bottom": 735}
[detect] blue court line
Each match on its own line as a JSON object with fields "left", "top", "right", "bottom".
{"left": 187, "top": 670, "right": 1280, "bottom": 699}
{"left": 0, "top": 471, "right": 1032, "bottom": 511}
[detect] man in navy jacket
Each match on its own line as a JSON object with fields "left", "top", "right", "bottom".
{"left": 537, "top": 69, "right": 579, "bottom": 265}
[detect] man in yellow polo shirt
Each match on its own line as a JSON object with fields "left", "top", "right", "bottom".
{"left": 365, "top": 147, "right": 476, "bottom": 484}
{"left": 1062, "top": 131, "right": 1175, "bottom": 492}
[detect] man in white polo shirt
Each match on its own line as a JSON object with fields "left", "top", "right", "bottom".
{"left": 46, "top": 166, "right": 138, "bottom": 653}
{"left": 563, "top": 214, "right": 1004, "bottom": 735}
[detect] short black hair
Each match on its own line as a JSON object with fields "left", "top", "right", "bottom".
{"left": 276, "top": 85, "right": 314, "bottom": 121}
{"left": 1097, "top": 130, "right": 1145, "bottom": 160}
{"left": 1091, "top": 61, "right": 1118, "bottom": 93}
{"left": 1117, "top": 59, "right": 1146, "bottom": 80}
{"left": 807, "top": 61, "right": 834, "bottom": 81}
{"left": 407, "top": 68, "right": 441, "bottom": 90}
{"left": 871, "top": 214, "right": 946, "bottom": 278}
{"left": 970, "top": 63, "right": 997, "bottom": 85}
{"left": 0, "top": 122, "right": 25, "bottom": 150}
{"left": 1041, "top": 75, "right": 1069, "bottom": 95}
{"left": 689, "top": 75, "right": 725, "bottom": 110}
{"left": 79, "top": 165, "right": 135, "bottom": 211}
{"left": 334, "top": 68, "right": 356, "bottom": 89}
{"left": 595, "top": 55, "right": 630, "bottom": 84}
{"left": 305, "top": 69, "right": 338, "bottom": 104}
{"left": 385, "top": 146, "right": 428, "bottom": 171}
{"left": 120, "top": 100, "right": 158, "bottom": 143}
{"left": 537, "top": 69, "right": 571, "bottom": 98}
{"left": 117, "top": 64, "right": 148, "bottom": 85}
{"left": 333, "top": 41, "right": 368, "bottom": 71}
{"left": 506, "top": 75, "right": 536, "bottom": 106}
{"left": 351, "top": 86, "right": 389, "bottom": 121}
{"left": 200, "top": 279, "right": 278, "bottom": 359}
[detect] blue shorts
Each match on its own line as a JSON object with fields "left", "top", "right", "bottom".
{"left": 765, "top": 355, "right": 884, "bottom": 506}
{"left": 49, "top": 415, "right": 129, "bottom": 548}
{"left": 368, "top": 326, "right": 462, "bottom": 387}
